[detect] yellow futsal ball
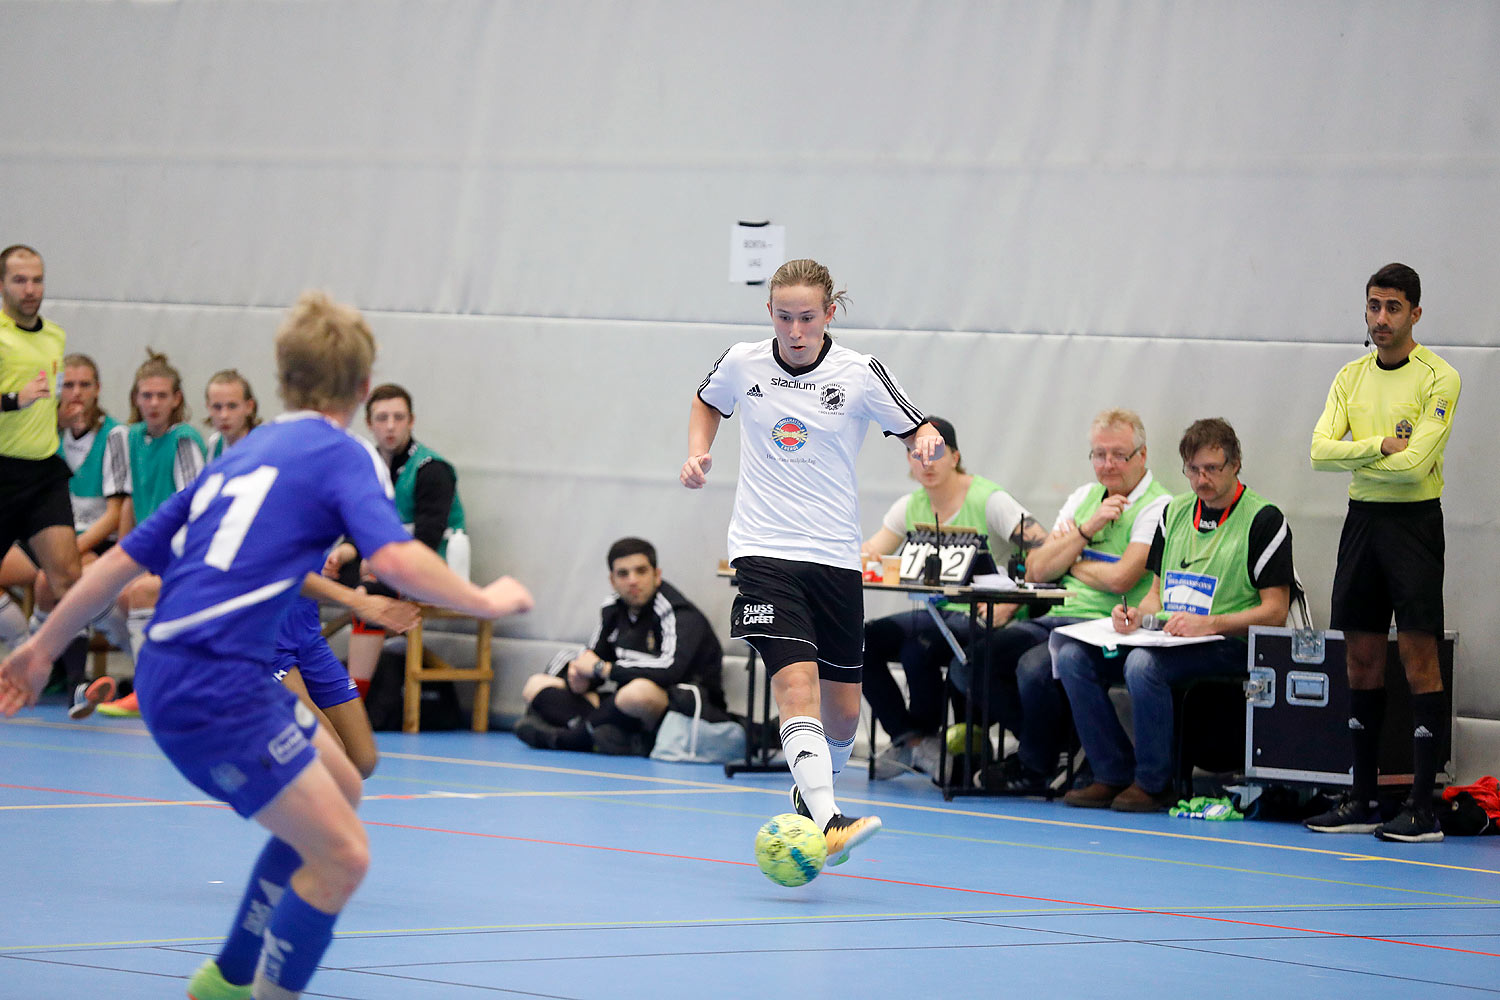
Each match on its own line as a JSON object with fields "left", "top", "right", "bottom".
{"left": 754, "top": 813, "right": 826, "bottom": 887}
{"left": 946, "top": 723, "right": 987, "bottom": 756}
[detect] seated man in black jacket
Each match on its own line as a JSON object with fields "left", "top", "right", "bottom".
{"left": 516, "top": 537, "right": 726, "bottom": 755}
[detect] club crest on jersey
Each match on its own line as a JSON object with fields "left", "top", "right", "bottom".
{"left": 1395, "top": 418, "right": 1413, "bottom": 440}
{"left": 771, "top": 417, "right": 809, "bottom": 452}
{"left": 820, "top": 384, "right": 847, "bottom": 413}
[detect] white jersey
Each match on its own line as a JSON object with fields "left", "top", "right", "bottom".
{"left": 698, "top": 336, "right": 925, "bottom": 571}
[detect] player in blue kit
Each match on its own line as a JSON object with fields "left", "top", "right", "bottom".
{"left": 0, "top": 290, "right": 534, "bottom": 1000}
{"left": 206, "top": 369, "right": 420, "bottom": 779}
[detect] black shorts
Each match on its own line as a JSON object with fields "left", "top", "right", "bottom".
{"left": 0, "top": 456, "right": 75, "bottom": 553}
{"left": 1330, "top": 499, "right": 1444, "bottom": 635}
{"left": 729, "top": 556, "right": 864, "bottom": 681}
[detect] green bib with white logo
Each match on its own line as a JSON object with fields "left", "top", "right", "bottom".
{"left": 1056, "top": 479, "right": 1170, "bottom": 619}
{"left": 1157, "top": 487, "right": 1270, "bottom": 618}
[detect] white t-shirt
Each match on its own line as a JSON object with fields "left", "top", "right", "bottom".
{"left": 1053, "top": 471, "right": 1170, "bottom": 547}
{"left": 880, "top": 488, "right": 1031, "bottom": 556}
{"left": 698, "top": 336, "right": 925, "bottom": 571}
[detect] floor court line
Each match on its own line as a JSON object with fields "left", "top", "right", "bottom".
{"left": 8, "top": 755, "right": 1500, "bottom": 879}
{"left": 5, "top": 720, "right": 1495, "bottom": 876}
{"left": 353, "top": 815, "right": 1500, "bottom": 959}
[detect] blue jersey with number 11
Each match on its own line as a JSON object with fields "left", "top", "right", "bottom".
{"left": 120, "top": 412, "right": 411, "bottom": 660}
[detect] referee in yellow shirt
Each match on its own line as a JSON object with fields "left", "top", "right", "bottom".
{"left": 1305, "top": 262, "right": 1460, "bottom": 843}
{"left": 1, "top": 245, "right": 84, "bottom": 609}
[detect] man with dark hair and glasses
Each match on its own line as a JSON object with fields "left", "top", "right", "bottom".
{"left": 1053, "top": 418, "right": 1294, "bottom": 811}
{"left": 954, "top": 408, "right": 1170, "bottom": 795}
{"left": 1305, "top": 262, "right": 1460, "bottom": 843}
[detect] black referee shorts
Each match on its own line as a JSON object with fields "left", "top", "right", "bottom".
{"left": 729, "top": 556, "right": 864, "bottom": 682}
{"left": 0, "top": 456, "right": 75, "bottom": 553}
{"left": 1330, "top": 498, "right": 1444, "bottom": 636}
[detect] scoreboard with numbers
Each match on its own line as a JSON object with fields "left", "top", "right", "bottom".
{"left": 896, "top": 524, "right": 995, "bottom": 585}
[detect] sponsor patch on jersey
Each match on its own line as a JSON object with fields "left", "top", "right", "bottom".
{"left": 268, "top": 720, "right": 309, "bottom": 765}
{"left": 746, "top": 384, "right": 763, "bottom": 398}
{"left": 771, "top": 417, "right": 809, "bottom": 452}
{"left": 771, "top": 377, "right": 816, "bottom": 391}
{"left": 1433, "top": 397, "right": 1451, "bottom": 421}
{"left": 1162, "top": 570, "right": 1217, "bottom": 616}
{"left": 1395, "top": 418, "right": 1413, "bottom": 440}
{"left": 820, "top": 384, "right": 846, "bottom": 413}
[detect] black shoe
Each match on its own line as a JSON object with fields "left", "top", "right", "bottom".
{"left": 978, "top": 755, "right": 1047, "bottom": 796}
{"left": 1375, "top": 801, "right": 1444, "bottom": 843}
{"left": 513, "top": 714, "right": 560, "bottom": 749}
{"left": 1304, "top": 793, "right": 1380, "bottom": 833}
{"left": 789, "top": 784, "right": 812, "bottom": 820}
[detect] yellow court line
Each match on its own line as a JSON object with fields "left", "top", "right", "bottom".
{"left": 7, "top": 720, "right": 1499, "bottom": 877}
{"left": 3, "top": 717, "right": 151, "bottom": 736}
{"left": 379, "top": 751, "right": 1500, "bottom": 877}
{"left": 7, "top": 896, "right": 1497, "bottom": 953}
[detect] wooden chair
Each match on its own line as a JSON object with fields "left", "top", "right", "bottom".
{"left": 402, "top": 606, "right": 494, "bottom": 734}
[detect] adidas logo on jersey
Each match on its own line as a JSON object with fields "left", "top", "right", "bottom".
{"left": 1348, "top": 718, "right": 1365, "bottom": 731}
{"left": 1414, "top": 725, "right": 1435, "bottom": 739}
{"left": 746, "top": 384, "right": 763, "bottom": 397}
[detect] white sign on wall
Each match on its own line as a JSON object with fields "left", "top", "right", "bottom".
{"left": 728, "top": 222, "right": 786, "bottom": 284}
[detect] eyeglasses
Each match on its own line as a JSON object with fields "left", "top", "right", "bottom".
{"left": 1088, "top": 446, "right": 1142, "bottom": 465}
{"left": 1182, "top": 462, "right": 1229, "bottom": 478}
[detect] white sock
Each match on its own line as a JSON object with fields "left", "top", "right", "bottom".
{"left": 126, "top": 607, "right": 153, "bottom": 661}
{"left": 782, "top": 716, "right": 837, "bottom": 829}
{"left": 94, "top": 606, "right": 131, "bottom": 653}
{"left": 826, "top": 732, "right": 854, "bottom": 780}
{"left": 0, "top": 595, "right": 29, "bottom": 647}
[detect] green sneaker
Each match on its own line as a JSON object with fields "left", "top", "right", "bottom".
{"left": 186, "top": 958, "right": 251, "bottom": 1000}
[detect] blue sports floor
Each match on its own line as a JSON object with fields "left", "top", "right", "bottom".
{"left": 3, "top": 707, "right": 1498, "bottom": 999}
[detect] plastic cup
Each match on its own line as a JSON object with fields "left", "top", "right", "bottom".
{"left": 881, "top": 555, "right": 901, "bottom": 585}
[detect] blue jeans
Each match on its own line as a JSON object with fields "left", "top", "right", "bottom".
{"left": 950, "top": 616, "right": 1085, "bottom": 775}
{"left": 1051, "top": 633, "right": 1247, "bottom": 793}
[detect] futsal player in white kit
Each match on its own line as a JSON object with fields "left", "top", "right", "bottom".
{"left": 682, "top": 258, "right": 943, "bottom": 865}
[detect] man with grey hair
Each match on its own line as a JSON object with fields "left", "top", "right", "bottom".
{"left": 954, "top": 409, "right": 1170, "bottom": 795}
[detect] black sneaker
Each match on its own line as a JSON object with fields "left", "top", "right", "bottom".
{"left": 978, "top": 755, "right": 1047, "bottom": 796}
{"left": 513, "top": 714, "right": 559, "bottom": 749}
{"left": 789, "top": 784, "right": 812, "bottom": 820}
{"left": 822, "top": 813, "right": 881, "bottom": 866}
{"left": 1304, "top": 794, "right": 1380, "bottom": 833}
{"left": 1375, "top": 801, "right": 1444, "bottom": 843}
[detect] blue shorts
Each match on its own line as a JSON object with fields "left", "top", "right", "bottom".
{"left": 136, "top": 643, "right": 320, "bottom": 819}
{"left": 270, "top": 598, "right": 359, "bottom": 710}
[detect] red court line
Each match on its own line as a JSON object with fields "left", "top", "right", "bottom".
{"left": 0, "top": 783, "right": 226, "bottom": 807}
{"left": 10, "top": 783, "right": 1493, "bottom": 959}
{"left": 364, "top": 818, "right": 1500, "bottom": 959}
